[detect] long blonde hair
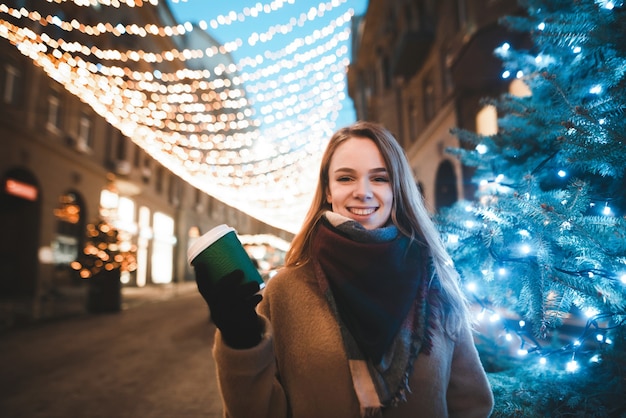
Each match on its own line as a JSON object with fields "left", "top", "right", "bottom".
{"left": 286, "top": 121, "right": 470, "bottom": 335}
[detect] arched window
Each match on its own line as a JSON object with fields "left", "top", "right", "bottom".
{"left": 476, "top": 105, "right": 497, "bottom": 136}
{"left": 435, "top": 160, "right": 458, "bottom": 210}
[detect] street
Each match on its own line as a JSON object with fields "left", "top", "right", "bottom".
{"left": 0, "top": 292, "right": 223, "bottom": 418}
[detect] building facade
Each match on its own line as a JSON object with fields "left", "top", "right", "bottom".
{"left": 348, "top": 0, "right": 528, "bottom": 212}
{"left": 0, "top": 1, "right": 292, "bottom": 326}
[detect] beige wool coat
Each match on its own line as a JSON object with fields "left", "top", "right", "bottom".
{"left": 212, "top": 263, "right": 494, "bottom": 418}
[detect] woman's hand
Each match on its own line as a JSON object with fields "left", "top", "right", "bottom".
{"left": 195, "top": 266, "right": 263, "bottom": 349}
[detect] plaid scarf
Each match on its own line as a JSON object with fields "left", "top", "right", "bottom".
{"left": 311, "top": 212, "right": 435, "bottom": 416}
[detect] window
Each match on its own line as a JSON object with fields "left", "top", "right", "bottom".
{"left": 77, "top": 114, "right": 92, "bottom": 151}
{"left": 382, "top": 56, "right": 393, "bottom": 90}
{"left": 3, "top": 64, "right": 20, "bottom": 105}
{"left": 115, "top": 131, "right": 127, "bottom": 161}
{"left": 47, "top": 91, "right": 61, "bottom": 132}
{"left": 112, "top": 132, "right": 132, "bottom": 174}
{"left": 142, "top": 156, "right": 151, "bottom": 184}
{"left": 116, "top": 196, "right": 136, "bottom": 235}
{"left": 207, "top": 195, "right": 215, "bottom": 217}
{"left": 194, "top": 188, "right": 202, "bottom": 211}
{"left": 509, "top": 78, "right": 531, "bottom": 97}
{"left": 155, "top": 167, "right": 164, "bottom": 194}
{"left": 133, "top": 143, "right": 141, "bottom": 167}
{"left": 168, "top": 174, "right": 181, "bottom": 206}
{"left": 476, "top": 105, "right": 498, "bottom": 136}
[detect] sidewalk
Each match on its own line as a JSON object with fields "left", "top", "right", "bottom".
{"left": 121, "top": 280, "right": 199, "bottom": 310}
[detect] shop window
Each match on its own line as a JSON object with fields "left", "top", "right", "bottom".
{"left": 136, "top": 206, "right": 151, "bottom": 287}
{"left": 151, "top": 212, "right": 175, "bottom": 284}
{"left": 116, "top": 196, "right": 136, "bottom": 235}
{"left": 52, "top": 191, "right": 83, "bottom": 265}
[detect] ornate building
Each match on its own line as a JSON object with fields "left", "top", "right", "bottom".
{"left": 348, "top": 0, "right": 528, "bottom": 211}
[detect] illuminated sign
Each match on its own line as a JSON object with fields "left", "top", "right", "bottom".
{"left": 4, "top": 178, "right": 38, "bottom": 201}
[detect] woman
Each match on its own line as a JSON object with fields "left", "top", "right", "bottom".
{"left": 195, "top": 121, "right": 494, "bottom": 417}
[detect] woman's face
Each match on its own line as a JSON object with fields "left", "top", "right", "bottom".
{"left": 326, "top": 136, "right": 393, "bottom": 230}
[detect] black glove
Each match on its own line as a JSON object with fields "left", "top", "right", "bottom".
{"left": 194, "top": 265, "right": 263, "bottom": 349}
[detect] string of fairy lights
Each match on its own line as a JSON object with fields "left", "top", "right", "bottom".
{"left": 0, "top": 0, "right": 360, "bottom": 232}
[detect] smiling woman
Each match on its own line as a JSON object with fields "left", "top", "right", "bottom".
{"left": 193, "top": 121, "right": 494, "bottom": 417}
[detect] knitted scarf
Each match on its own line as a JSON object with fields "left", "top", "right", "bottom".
{"left": 311, "top": 212, "right": 434, "bottom": 417}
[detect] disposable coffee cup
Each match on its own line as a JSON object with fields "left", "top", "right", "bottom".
{"left": 187, "top": 224, "right": 265, "bottom": 289}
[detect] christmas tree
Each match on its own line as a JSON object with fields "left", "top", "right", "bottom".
{"left": 71, "top": 220, "right": 137, "bottom": 280}
{"left": 71, "top": 220, "right": 137, "bottom": 312}
{"left": 437, "top": 0, "right": 626, "bottom": 415}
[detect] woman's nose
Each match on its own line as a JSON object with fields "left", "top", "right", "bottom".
{"left": 353, "top": 180, "right": 373, "bottom": 199}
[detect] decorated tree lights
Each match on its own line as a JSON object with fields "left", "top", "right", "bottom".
{"left": 438, "top": 0, "right": 626, "bottom": 415}
{"left": 71, "top": 220, "right": 137, "bottom": 312}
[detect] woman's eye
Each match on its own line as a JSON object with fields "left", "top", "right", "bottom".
{"left": 373, "top": 176, "right": 390, "bottom": 183}
{"left": 336, "top": 176, "right": 352, "bottom": 182}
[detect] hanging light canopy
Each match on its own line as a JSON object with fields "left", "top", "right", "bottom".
{"left": 0, "top": 0, "right": 360, "bottom": 233}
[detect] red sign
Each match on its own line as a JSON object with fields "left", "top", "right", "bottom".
{"left": 5, "top": 178, "right": 38, "bottom": 201}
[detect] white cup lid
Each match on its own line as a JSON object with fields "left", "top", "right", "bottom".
{"left": 187, "top": 224, "right": 235, "bottom": 264}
